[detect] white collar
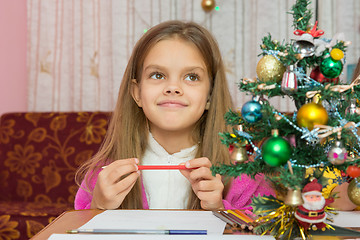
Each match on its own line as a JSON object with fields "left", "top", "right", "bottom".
{"left": 142, "top": 132, "right": 197, "bottom": 209}
{"left": 147, "top": 132, "right": 198, "bottom": 159}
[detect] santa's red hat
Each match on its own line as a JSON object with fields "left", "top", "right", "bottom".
{"left": 302, "top": 179, "right": 323, "bottom": 196}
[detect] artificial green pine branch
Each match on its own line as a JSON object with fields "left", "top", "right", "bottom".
{"left": 279, "top": 44, "right": 300, "bottom": 66}
{"left": 223, "top": 108, "right": 243, "bottom": 126}
{"left": 259, "top": 34, "right": 287, "bottom": 56}
{"left": 332, "top": 41, "right": 348, "bottom": 52}
{"left": 219, "top": 132, "right": 247, "bottom": 147}
{"left": 272, "top": 168, "right": 305, "bottom": 189}
{"left": 251, "top": 195, "right": 282, "bottom": 213}
{"left": 290, "top": 0, "right": 312, "bottom": 31}
{"left": 211, "top": 156, "right": 278, "bottom": 178}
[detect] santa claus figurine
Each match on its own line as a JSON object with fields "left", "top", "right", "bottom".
{"left": 295, "top": 179, "right": 334, "bottom": 231}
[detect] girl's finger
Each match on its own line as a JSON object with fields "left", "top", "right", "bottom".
{"left": 197, "top": 191, "right": 223, "bottom": 210}
{"left": 193, "top": 179, "right": 221, "bottom": 192}
{"left": 103, "top": 163, "right": 138, "bottom": 184}
{"left": 185, "top": 157, "right": 211, "bottom": 168}
{"left": 102, "top": 158, "right": 139, "bottom": 170}
{"left": 179, "top": 168, "right": 192, "bottom": 182}
{"left": 197, "top": 190, "right": 219, "bottom": 201}
{"left": 112, "top": 172, "right": 140, "bottom": 202}
{"left": 189, "top": 167, "right": 213, "bottom": 181}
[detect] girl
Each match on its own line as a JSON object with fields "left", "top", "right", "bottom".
{"left": 75, "top": 20, "right": 274, "bottom": 210}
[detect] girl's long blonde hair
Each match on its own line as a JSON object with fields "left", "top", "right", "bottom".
{"left": 75, "top": 20, "right": 233, "bottom": 209}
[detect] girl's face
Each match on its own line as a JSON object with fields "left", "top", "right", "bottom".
{"left": 132, "top": 38, "right": 210, "bottom": 136}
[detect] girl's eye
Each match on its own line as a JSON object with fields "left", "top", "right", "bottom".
{"left": 185, "top": 73, "right": 200, "bottom": 82}
{"left": 150, "top": 72, "right": 165, "bottom": 80}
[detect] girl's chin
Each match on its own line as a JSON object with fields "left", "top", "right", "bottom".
{"left": 150, "top": 123, "right": 195, "bottom": 134}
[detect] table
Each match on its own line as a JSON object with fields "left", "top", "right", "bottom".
{"left": 31, "top": 210, "right": 103, "bottom": 240}
{"left": 31, "top": 210, "right": 360, "bottom": 240}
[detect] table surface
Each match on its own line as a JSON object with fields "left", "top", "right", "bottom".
{"left": 31, "top": 210, "right": 103, "bottom": 240}
{"left": 31, "top": 210, "right": 360, "bottom": 240}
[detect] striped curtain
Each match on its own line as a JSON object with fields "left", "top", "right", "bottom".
{"left": 27, "top": 0, "right": 360, "bottom": 112}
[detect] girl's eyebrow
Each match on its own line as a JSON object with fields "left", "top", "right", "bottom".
{"left": 143, "top": 64, "right": 164, "bottom": 71}
{"left": 144, "top": 64, "right": 206, "bottom": 73}
{"left": 184, "top": 66, "right": 206, "bottom": 73}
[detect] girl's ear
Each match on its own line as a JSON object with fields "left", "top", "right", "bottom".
{"left": 205, "top": 95, "right": 211, "bottom": 110}
{"left": 131, "top": 79, "right": 142, "bottom": 107}
{"left": 205, "top": 101, "right": 210, "bottom": 110}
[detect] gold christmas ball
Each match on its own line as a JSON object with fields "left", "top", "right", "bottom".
{"left": 201, "top": 0, "right": 216, "bottom": 12}
{"left": 297, "top": 102, "right": 328, "bottom": 130}
{"left": 330, "top": 48, "right": 344, "bottom": 61}
{"left": 348, "top": 178, "right": 360, "bottom": 206}
{"left": 256, "top": 55, "right": 286, "bottom": 83}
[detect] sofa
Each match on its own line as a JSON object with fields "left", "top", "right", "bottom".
{"left": 0, "top": 111, "right": 111, "bottom": 239}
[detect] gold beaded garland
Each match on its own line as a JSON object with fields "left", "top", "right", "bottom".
{"left": 256, "top": 55, "right": 286, "bottom": 83}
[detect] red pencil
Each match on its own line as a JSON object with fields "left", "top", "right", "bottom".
{"left": 137, "top": 165, "right": 196, "bottom": 170}
{"left": 102, "top": 165, "right": 197, "bottom": 170}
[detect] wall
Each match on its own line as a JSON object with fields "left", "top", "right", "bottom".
{"left": 0, "top": 0, "right": 27, "bottom": 116}
{"left": 26, "top": 1, "right": 360, "bottom": 113}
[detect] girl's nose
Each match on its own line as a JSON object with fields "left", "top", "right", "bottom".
{"left": 163, "top": 81, "right": 183, "bottom": 95}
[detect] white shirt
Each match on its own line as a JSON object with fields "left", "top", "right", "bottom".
{"left": 141, "top": 133, "right": 197, "bottom": 209}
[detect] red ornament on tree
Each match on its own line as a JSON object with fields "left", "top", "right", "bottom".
{"left": 310, "top": 66, "right": 339, "bottom": 84}
{"left": 347, "top": 165, "right": 360, "bottom": 178}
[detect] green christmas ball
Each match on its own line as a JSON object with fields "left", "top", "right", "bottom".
{"left": 320, "top": 56, "right": 343, "bottom": 78}
{"left": 261, "top": 136, "right": 292, "bottom": 166}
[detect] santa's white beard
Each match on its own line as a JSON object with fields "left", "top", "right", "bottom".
{"left": 302, "top": 196, "right": 326, "bottom": 210}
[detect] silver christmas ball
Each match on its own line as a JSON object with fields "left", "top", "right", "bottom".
{"left": 327, "top": 140, "right": 347, "bottom": 165}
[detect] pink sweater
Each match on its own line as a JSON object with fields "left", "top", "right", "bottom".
{"left": 74, "top": 173, "right": 275, "bottom": 210}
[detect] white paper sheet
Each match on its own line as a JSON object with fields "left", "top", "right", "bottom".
{"left": 326, "top": 211, "right": 360, "bottom": 227}
{"left": 48, "top": 234, "right": 275, "bottom": 240}
{"left": 48, "top": 210, "right": 276, "bottom": 239}
{"left": 78, "top": 210, "right": 225, "bottom": 235}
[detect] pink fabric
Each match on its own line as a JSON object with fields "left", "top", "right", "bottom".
{"left": 222, "top": 174, "right": 275, "bottom": 210}
{"left": 74, "top": 177, "right": 95, "bottom": 210}
{"left": 75, "top": 171, "right": 274, "bottom": 210}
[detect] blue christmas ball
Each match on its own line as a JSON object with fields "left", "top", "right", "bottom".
{"left": 241, "top": 100, "right": 262, "bottom": 123}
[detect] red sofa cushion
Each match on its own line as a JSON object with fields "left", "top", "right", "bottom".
{"left": 0, "top": 111, "right": 111, "bottom": 239}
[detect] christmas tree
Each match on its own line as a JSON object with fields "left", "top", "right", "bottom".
{"left": 211, "top": 0, "right": 360, "bottom": 239}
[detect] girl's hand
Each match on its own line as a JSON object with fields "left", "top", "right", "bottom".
{"left": 91, "top": 158, "right": 140, "bottom": 209}
{"left": 180, "top": 157, "right": 224, "bottom": 210}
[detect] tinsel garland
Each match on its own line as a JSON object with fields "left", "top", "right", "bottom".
{"left": 250, "top": 195, "right": 337, "bottom": 240}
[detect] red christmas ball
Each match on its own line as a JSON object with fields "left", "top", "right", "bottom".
{"left": 310, "top": 66, "right": 339, "bottom": 84}
{"left": 347, "top": 165, "right": 360, "bottom": 178}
